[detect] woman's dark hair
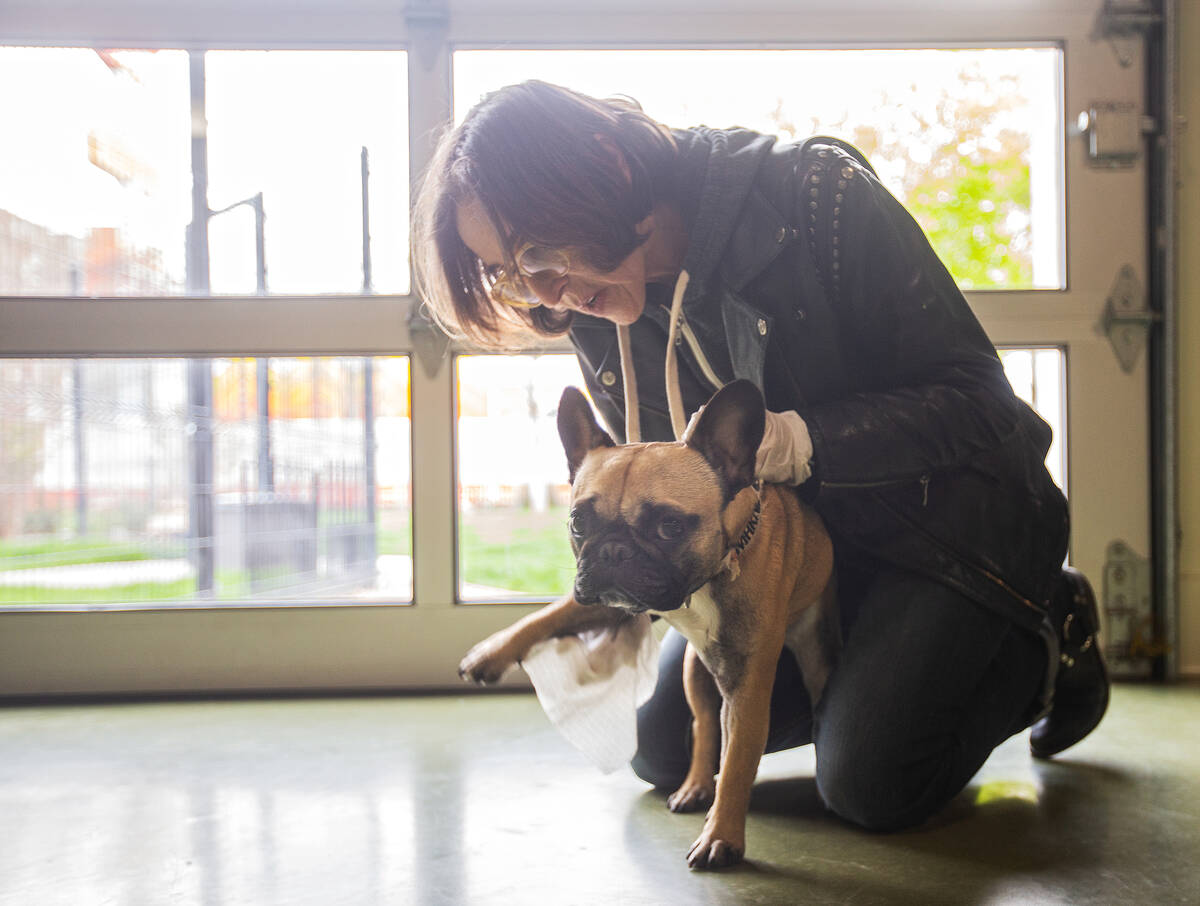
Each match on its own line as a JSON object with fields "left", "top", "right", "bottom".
{"left": 412, "top": 80, "right": 679, "bottom": 345}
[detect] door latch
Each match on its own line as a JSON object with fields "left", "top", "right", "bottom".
{"left": 1076, "top": 102, "right": 1156, "bottom": 168}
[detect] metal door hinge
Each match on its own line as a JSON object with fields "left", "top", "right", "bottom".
{"left": 1103, "top": 540, "right": 1158, "bottom": 678}
{"left": 407, "top": 305, "right": 451, "bottom": 379}
{"left": 1100, "top": 264, "right": 1159, "bottom": 373}
{"left": 1092, "top": 0, "right": 1162, "bottom": 67}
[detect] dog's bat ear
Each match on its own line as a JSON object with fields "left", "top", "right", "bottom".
{"left": 557, "top": 386, "right": 614, "bottom": 483}
{"left": 685, "top": 380, "right": 765, "bottom": 498}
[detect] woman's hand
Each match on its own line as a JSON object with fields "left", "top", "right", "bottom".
{"left": 755, "top": 409, "right": 813, "bottom": 485}
{"left": 684, "top": 405, "right": 813, "bottom": 485}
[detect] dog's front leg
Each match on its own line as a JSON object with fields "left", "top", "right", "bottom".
{"left": 667, "top": 643, "right": 721, "bottom": 813}
{"left": 458, "top": 593, "right": 626, "bottom": 684}
{"left": 686, "top": 644, "right": 780, "bottom": 870}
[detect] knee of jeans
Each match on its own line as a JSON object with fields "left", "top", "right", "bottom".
{"left": 630, "top": 701, "right": 689, "bottom": 790}
{"left": 630, "top": 746, "right": 686, "bottom": 790}
{"left": 815, "top": 735, "right": 948, "bottom": 832}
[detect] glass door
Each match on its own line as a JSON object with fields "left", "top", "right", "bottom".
{"left": 0, "top": 0, "right": 1155, "bottom": 692}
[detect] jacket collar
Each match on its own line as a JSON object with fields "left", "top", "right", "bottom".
{"left": 673, "top": 127, "right": 786, "bottom": 304}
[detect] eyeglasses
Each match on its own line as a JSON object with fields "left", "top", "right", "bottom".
{"left": 487, "top": 243, "right": 571, "bottom": 309}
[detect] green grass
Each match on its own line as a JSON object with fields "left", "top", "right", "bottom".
{"left": 0, "top": 537, "right": 161, "bottom": 571}
{"left": 378, "top": 527, "right": 412, "bottom": 557}
{"left": 459, "top": 506, "right": 575, "bottom": 597}
{"left": 0, "top": 568, "right": 311, "bottom": 607}
{"left": 0, "top": 506, "right": 573, "bottom": 604}
{"left": 0, "top": 579, "right": 196, "bottom": 606}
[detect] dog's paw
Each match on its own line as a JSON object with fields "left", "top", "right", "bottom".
{"left": 667, "top": 778, "right": 715, "bottom": 813}
{"left": 686, "top": 828, "right": 745, "bottom": 871}
{"left": 457, "top": 633, "right": 521, "bottom": 685}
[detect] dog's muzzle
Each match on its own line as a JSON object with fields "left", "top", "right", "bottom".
{"left": 574, "top": 536, "right": 689, "bottom": 613}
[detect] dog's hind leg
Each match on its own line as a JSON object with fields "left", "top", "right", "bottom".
{"left": 667, "top": 642, "right": 721, "bottom": 813}
{"left": 786, "top": 578, "right": 841, "bottom": 707}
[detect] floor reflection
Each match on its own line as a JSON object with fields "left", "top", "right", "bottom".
{"left": 0, "top": 686, "right": 1196, "bottom": 905}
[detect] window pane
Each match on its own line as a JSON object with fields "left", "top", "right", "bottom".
{"left": 455, "top": 48, "right": 1063, "bottom": 290}
{"left": 1000, "top": 347, "right": 1066, "bottom": 493}
{"left": 0, "top": 47, "right": 409, "bottom": 298}
{"left": 0, "top": 357, "right": 411, "bottom": 607}
{"left": 0, "top": 47, "right": 191, "bottom": 295}
{"left": 206, "top": 50, "right": 409, "bottom": 295}
{"left": 452, "top": 350, "right": 1066, "bottom": 603}
{"left": 456, "top": 355, "right": 585, "bottom": 602}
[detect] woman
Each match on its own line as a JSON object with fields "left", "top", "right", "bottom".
{"left": 413, "top": 80, "right": 1109, "bottom": 831}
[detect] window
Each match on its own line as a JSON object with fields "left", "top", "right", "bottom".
{"left": 205, "top": 51, "right": 409, "bottom": 295}
{"left": 455, "top": 355, "right": 583, "bottom": 602}
{"left": 0, "top": 46, "right": 413, "bottom": 610}
{"left": 999, "top": 347, "right": 1067, "bottom": 492}
{"left": 0, "top": 357, "right": 412, "bottom": 608}
{"left": 450, "top": 350, "right": 1066, "bottom": 606}
{"left": 455, "top": 47, "right": 1064, "bottom": 290}
{"left": 0, "top": 47, "right": 409, "bottom": 297}
{"left": 0, "top": 47, "right": 190, "bottom": 295}
{"left": 449, "top": 49, "right": 1069, "bottom": 605}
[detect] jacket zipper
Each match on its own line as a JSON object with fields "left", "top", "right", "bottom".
{"left": 820, "top": 470, "right": 931, "bottom": 499}
{"left": 662, "top": 305, "right": 723, "bottom": 393}
{"left": 835, "top": 472, "right": 1043, "bottom": 611}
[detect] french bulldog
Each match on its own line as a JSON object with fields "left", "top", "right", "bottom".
{"left": 459, "top": 379, "right": 839, "bottom": 869}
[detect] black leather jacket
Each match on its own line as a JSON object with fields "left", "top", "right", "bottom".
{"left": 569, "top": 128, "right": 1068, "bottom": 631}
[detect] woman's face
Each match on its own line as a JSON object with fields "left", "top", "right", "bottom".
{"left": 454, "top": 198, "right": 649, "bottom": 326}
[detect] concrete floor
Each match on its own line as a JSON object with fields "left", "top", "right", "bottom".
{"left": 1, "top": 685, "right": 1198, "bottom": 906}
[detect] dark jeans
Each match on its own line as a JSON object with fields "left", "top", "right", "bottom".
{"left": 631, "top": 565, "right": 1047, "bottom": 831}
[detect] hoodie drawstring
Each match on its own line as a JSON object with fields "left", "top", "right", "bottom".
{"left": 615, "top": 324, "right": 641, "bottom": 444}
{"left": 662, "top": 270, "right": 691, "bottom": 441}
{"left": 615, "top": 270, "right": 691, "bottom": 445}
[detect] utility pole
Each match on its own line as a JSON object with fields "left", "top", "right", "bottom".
{"left": 70, "top": 266, "right": 87, "bottom": 537}
{"left": 208, "top": 191, "right": 270, "bottom": 493}
{"left": 252, "top": 193, "right": 272, "bottom": 494}
{"left": 185, "top": 51, "right": 215, "bottom": 595}
{"left": 361, "top": 146, "right": 378, "bottom": 571}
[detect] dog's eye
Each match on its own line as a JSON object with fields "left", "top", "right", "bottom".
{"left": 568, "top": 511, "right": 585, "bottom": 537}
{"left": 657, "top": 517, "right": 684, "bottom": 542}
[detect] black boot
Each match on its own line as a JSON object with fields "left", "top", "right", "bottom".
{"left": 1030, "top": 567, "right": 1110, "bottom": 759}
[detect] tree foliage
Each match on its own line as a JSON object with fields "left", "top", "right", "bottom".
{"left": 771, "top": 61, "right": 1034, "bottom": 289}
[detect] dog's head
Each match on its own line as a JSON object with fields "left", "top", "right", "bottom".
{"left": 557, "top": 380, "right": 765, "bottom": 613}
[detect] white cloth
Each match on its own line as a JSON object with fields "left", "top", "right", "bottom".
{"left": 755, "top": 409, "right": 814, "bottom": 485}
{"left": 521, "top": 613, "right": 660, "bottom": 773}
